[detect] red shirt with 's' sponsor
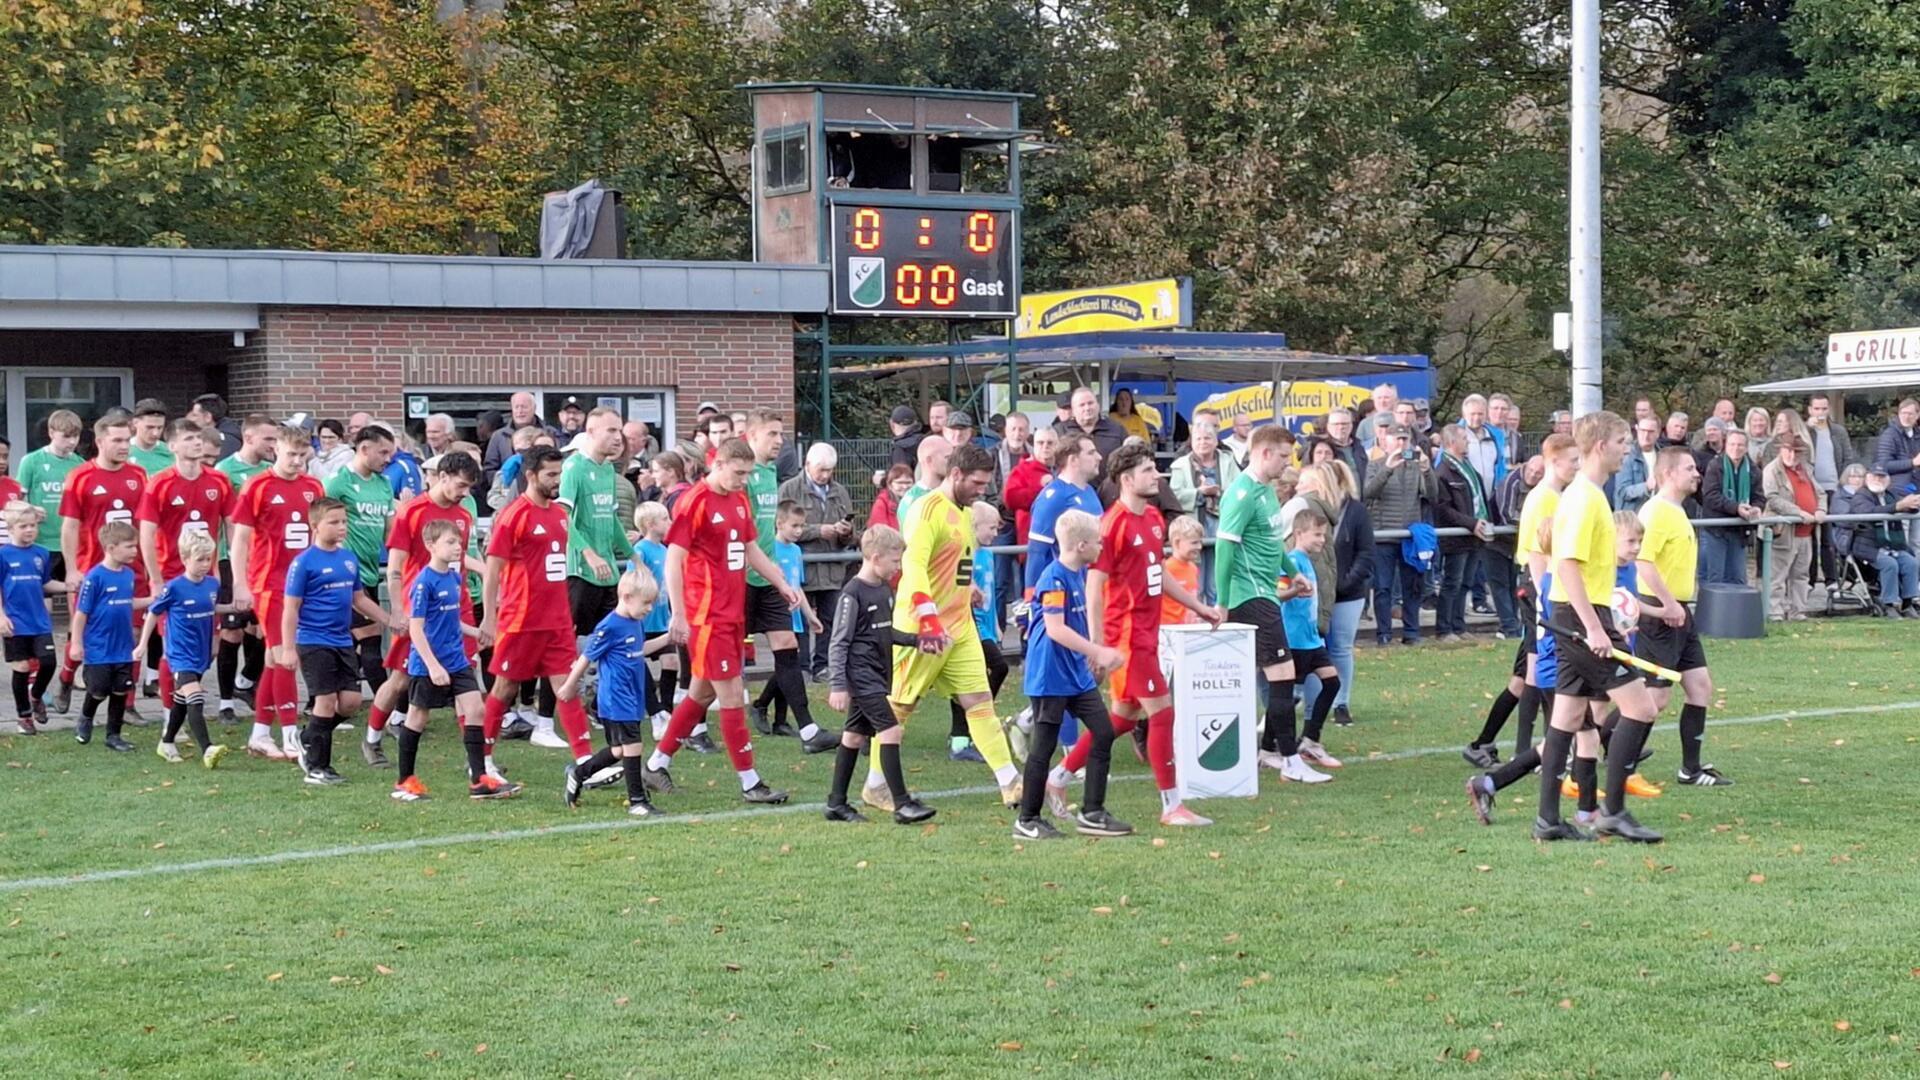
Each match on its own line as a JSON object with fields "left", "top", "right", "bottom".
{"left": 665, "top": 480, "right": 754, "bottom": 626}
{"left": 232, "top": 471, "right": 325, "bottom": 594}
{"left": 59, "top": 460, "right": 148, "bottom": 580}
{"left": 136, "top": 467, "right": 234, "bottom": 580}
{"left": 484, "top": 495, "right": 571, "bottom": 633}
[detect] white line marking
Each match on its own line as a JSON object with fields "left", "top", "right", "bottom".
{"left": 4, "top": 699, "right": 1912, "bottom": 894}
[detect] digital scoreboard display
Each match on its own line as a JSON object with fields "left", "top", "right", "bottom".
{"left": 829, "top": 205, "right": 1017, "bottom": 317}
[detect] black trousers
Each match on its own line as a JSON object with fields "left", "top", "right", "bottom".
{"left": 1021, "top": 690, "right": 1115, "bottom": 817}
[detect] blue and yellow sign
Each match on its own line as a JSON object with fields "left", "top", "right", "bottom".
{"left": 1016, "top": 277, "right": 1190, "bottom": 339}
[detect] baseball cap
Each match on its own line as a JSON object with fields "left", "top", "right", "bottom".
{"left": 697, "top": 401, "right": 720, "bottom": 415}
{"left": 557, "top": 395, "right": 585, "bottom": 413}
{"left": 889, "top": 405, "right": 918, "bottom": 425}
{"left": 1057, "top": 391, "right": 1074, "bottom": 409}
{"left": 947, "top": 410, "right": 976, "bottom": 430}
{"left": 1869, "top": 465, "right": 1890, "bottom": 477}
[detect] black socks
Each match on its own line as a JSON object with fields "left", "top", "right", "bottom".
{"left": 1304, "top": 675, "right": 1342, "bottom": 743}
{"left": 1262, "top": 680, "right": 1298, "bottom": 757}
{"left": 217, "top": 642, "right": 239, "bottom": 699}
{"left": 772, "top": 648, "right": 812, "bottom": 725}
{"left": 573, "top": 746, "right": 617, "bottom": 781}
{"left": 397, "top": 725, "right": 423, "bottom": 780}
{"left": 1679, "top": 703, "right": 1707, "bottom": 772}
{"left": 622, "top": 755, "right": 648, "bottom": 803}
{"left": 1537, "top": 727, "right": 1574, "bottom": 824}
{"left": 304, "top": 713, "right": 340, "bottom": 771}
{"left": 1512, "top": 687, "right": 1539, "bottom": 757}
{"left": 1602, "top": 717, "right": 1655, "bottom": 816}
{"left": 1476, "top": 688, "right": 1520, "bottom": 747}
{"left": 10, "top": 670, "right": 29, "bottom": 716}
{"left": 828, "top": 743, "right": 860, "bottom": 807}
{"left": 878, "top": 743, "right": 909, "bottom": 803}
{"left": 1488, "top": 743, "right": 1542, "bottom": 791}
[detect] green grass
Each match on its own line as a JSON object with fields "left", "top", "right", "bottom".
{"left": 5, "top": 620, "right": 1920, "bottom": 1077}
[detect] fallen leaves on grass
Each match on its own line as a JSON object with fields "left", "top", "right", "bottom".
{"left": 998, "top": 1041, "right": 1023, "bottom": 1052}
{"left": 266, "top": 972, "right": 283, "bottom": 982}
{"left": 1834, "top": 1020, "right": 1851, "bottom": 1032}
{"left": 1764, "top": 972, "right": 1783, "bottom": 984}
{"left": 1749, "top": 874, "right": 1767, "bottom": 884}
{"left": 375, "top": 964, "right": 393, "bottom": 975}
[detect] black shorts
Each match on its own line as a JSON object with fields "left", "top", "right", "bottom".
{"left": 409, "top": 666, "right": 480, "bottom": 710}
{"left": 1293, "top": 646, "right": 1333, "bottom": 674}
{"left": 1635, "top": 605, "right": 1707, "bottom": 688}
{"left": 4, "top": 633, "right": 54, "bottom": 664}
{"left": 1032, "top": 689, "right": 1110, "bottom": 730}
{"left": 84, "top": 662, "right": 135, "bottom": 698}
{"left": 568, "top": 578, "right": 617, "bottom": 637}
{"left": 217, "top": 559, "right": 255, "bottom": 631}
{"left": 601, "top": 719, "right": 646, "bottom": 747}
{"left": 745, "top": 583, "right": 792, "bottom": 636}
{"left": 1547, "top": 607, "right": 1637, "bottom": 699}
{"left": 1228, "top": 598, "right": 1291, "bottom": 668}
{"left": 299, "top": 645, "right": 362, "bottom": 696}
{"left": 843, "top": 693, "right": 897, "bottom": 738}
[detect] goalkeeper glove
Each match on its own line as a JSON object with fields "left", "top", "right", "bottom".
{"left": 911, "top": 592, "right": 948, "bottom": 649}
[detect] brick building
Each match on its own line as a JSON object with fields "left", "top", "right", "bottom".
{"left": 0, "top": 245, "right": 826, "bottom": 451}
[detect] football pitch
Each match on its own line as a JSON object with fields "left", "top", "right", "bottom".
{"left": 5, "top": 621, "right": 1920, "bottom": 1077}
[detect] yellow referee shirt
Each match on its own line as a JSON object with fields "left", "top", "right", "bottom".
{"left": 1549, "top": 476, "right": 1615, "bottom": 605}
{"left": 1637, "top": 495, "right": 1696, "bottom": 602}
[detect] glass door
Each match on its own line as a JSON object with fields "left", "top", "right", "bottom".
{"left": 6, "top": 369, "right": 134, "bottom": 453}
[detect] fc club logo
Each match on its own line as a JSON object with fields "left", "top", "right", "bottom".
{"left": 1196, "top": 712, "right": 1241, "bottom": 771}
{"left": 848, "top": 257, "right": 885, "bottom": 309}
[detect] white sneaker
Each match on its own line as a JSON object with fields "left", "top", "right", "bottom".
{"left": 1257, "top": 750, "right": 1288, "bottom": 771}
{"left": 485, "top": 760, "right": 508, "bottom": 783}
{"left": 246, "top": 736, "right": 289, "bottom": 762}
{"left": 155, "top": 742, "right": 183, "bottom": 764}
{"left": 529, "top": 719, "right": 569, "bottom": 749}
{"left": 584, "top": 764, "right": 623, "bottom": 790}
{"left": 861, "top": 777, "right": 896, "bottom": 813}
{"left": 1279, "top": 754, "right": 1332, "bottom": 784}
{"left": 281, "top": 730, "right": 303, "bottom": 760}
{"left": 1298, "top": 739, "right": 1344, "bottom": 769}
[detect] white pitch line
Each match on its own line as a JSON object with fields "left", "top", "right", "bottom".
{"left": 4, "top": 699, "right": 1914, "bottom": 894}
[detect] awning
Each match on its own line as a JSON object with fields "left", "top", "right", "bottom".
{"left": 1743, "top": 370, "right": 1920, "bottom": 395}
{"left": 829, "top": 329, "right": 1427, "bottom": 384}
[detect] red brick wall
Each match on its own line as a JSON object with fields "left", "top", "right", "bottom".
{"left": 230, "top": 307, "right": 795, "bottom": 439}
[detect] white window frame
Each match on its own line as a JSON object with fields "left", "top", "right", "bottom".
{"left": 398, "top": 386, "right": 677, "bottom": 447}
{"left": 5, "top": 367, "right": 135, "bottom": 451}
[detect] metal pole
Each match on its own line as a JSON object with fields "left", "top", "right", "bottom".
{"left": 817, "top": 317, "right": 833, "bottom": 441}
{"left": 1568, "top": 0, "right": 1603, "bottom": 417}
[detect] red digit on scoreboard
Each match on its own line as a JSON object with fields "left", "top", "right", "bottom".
{"left": 851, "top": 208, "right": 882, "bottom": 252}
{"left": 966, "top": 212, "right": 996, "bottom": 254}
{"left": 930, "top": 264, "right": 957, "bottom": 307}
{"left": 895, "top": 263, "right": 923, "bottom": 306}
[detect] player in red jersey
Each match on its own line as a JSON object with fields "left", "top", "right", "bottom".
{"left": 645, "top": 437, "right": 803, "bottom": 804}
{"left": 1047, "top": 442, "right": 1223, "bottom": 827}
{"left": 136, "top": 419, "right": 234, "bottom": 708}
{"left": 480, "top": 446, "right": 595, "bottom": 779}
{"left": 363, "top": 451, "right": 481, "bottom": 764}
{"left": 53, "top": 410, "right": 149, "bottom": 714}
{"left": 230, "top": 425, "right": 326, "bottom": 759}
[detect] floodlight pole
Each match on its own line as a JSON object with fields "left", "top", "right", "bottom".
{"left": 1568, "top": 0, "right": 1604, "bottom": 417}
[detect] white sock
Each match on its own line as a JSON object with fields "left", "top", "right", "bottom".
{"left": 648, "top": 750, "right": 671, "bottom": 772}
{"left": 235, "top": 673, "right": 255, "bottom": 690}
{"left": 251, "top": 722, "right": 270, "bottom": 742}
{"left": 692, "top": 721, "right": 708, "bottom": 736}
{"left": 365, "top": 724, "right": 381, "bottom": 745}
{"left": 994, "top": 764, "right": 1019, "bottom": 785}
{"left": 220, "top": 699, "right": 236, "bottom": 712}
{"left": 1048, "top": 764, "right": 1073, "bottom": 788}
{"left": 866, "top": 762, "right": 884, "bottom": 785}
{"left": 738, "top": 768, "right": 761, "bottom": 791}
{"left": 484, "top": 753, "right": 496, "bottom": 772}
{"left": 1160, "top": 788, "right": 1180, "bottom": 812}
{"left": 799, "top": 723, "right": 819, "bottom": 740}
{"left": 575, "top": 753, "right": 592, "bottom": 766}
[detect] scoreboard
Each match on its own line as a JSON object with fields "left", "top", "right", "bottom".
{"left": 829, "top": 204, "right": 1017, "bottom": 318}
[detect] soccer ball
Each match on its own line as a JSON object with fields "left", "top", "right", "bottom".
{"left": 1608, "top": 587, "right": 1640, "bottom": 633}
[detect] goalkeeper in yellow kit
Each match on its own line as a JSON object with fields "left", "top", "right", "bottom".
{"left": 874, "top": 444, "right": 1022, "bottom": 810}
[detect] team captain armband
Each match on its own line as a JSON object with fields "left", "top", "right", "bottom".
{"left": 1040, "top": 588, "right": 1067, "bottom": 613}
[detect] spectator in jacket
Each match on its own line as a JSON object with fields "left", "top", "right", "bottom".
{"left": 1098, "top": 437, "right": 1184, "bottom": 521}
{"left": 1743, "top": 407, "right": 1774, "bottom": 464}
{"left": 1835, "top": 464, "right": 1920, "bottom": 616}
{"left": 1312, "top": 459, "right": 1372, "bottom": 724}
{"left": 1321, "top": 407, "right": 1368, "bottom": 490}
{"left": 1762, "top": 437, "right": 1821, "bottom": 620}
{"left": 1281, "top": 465, "right": 1340, "bottom": 631}
{"left": 186, "top": 393, "right": 245, "bottom": 460}
{"left": 308, "top": 418, "right": 353, "bottom": 481}
{"left": 1056, "top": 387, "right": 1129, "bottom": 463}
{"left": 1358, "top": 384, "right": 1399, "bottom": 450}
{"left": 1223, "top": 411, "right": 1256, "bottom": 465}
{"left": 995, "top": 413, "right": 1033, "bottom": 493}
{"left": 1170, "top": 413, "right": 1241, "bottom": 602}
{"left": 1616, "top": 415, "right": 1661, "bottom": 512}
{"left": 1459, "top": 395, "right": 1507, "bottom": 491}
{"left": 1805, "top": 394, "right": 1855, "bottom": 585}
{"left": 1365, "top": 422, "right": 1438, "bottom": 645}
{"left": 888, "top": 405, "right": 929, "bottom": 469}
{"left": 1488, "top": 394, "right": 1522, "bottom": 467}
{"left": 1872, "top": 398, "right": 1920, "bottom": 497}
{"left": 781, "top": 442, "right": 856, "bottom": 677}
{"left": 867, "top": 464, "right": 913, "bottom": 531}
{"left": 483, "top": 393, "right": 557, "bottom": 485}
{"left": 1432, "top": 424, "right": 1492, "bottom": 641}
{"left": 1003, "top": 426, "right": 1055, "bottom": 553}
{"left": 1659, "top": 411, "right": 1690, "bottom": 450}
{"left": 650, "top": 449, "right": 692, "bottom": 516}
{"left": 989, "top": 412, "right": 1034, "bottom": 613}
{"left": 1701, "top": 429, "right": 1764, "bottom": 585}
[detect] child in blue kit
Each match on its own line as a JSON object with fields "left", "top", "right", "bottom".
{"left": 393, "top": 519, "right": 520, "bottom": 803}
{"left": 948, "top": 501, "right": 1007, "bottom": 763}
{"left": 2, "top": 503, "right": 65, "bottom": 735}
{"left": 283, "top": 498, "right": 395, "bottom": 785}
{"left": 69, "top": 521, "right": 149, "bottom": 751}
{"left": 1014, "top": 508, "right": 1130, "bottom": 841}
{"left": 1282, "top": 506, "right": 1344, "bottom": 773}
{"left": 137, "top": 530, "right": 230, "bottom": 766}
{"left": 559, "top": 564, "right": 671, "bottom": 816}
{"left": 632, "top": 502, "right": 677, "bottom": 735}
